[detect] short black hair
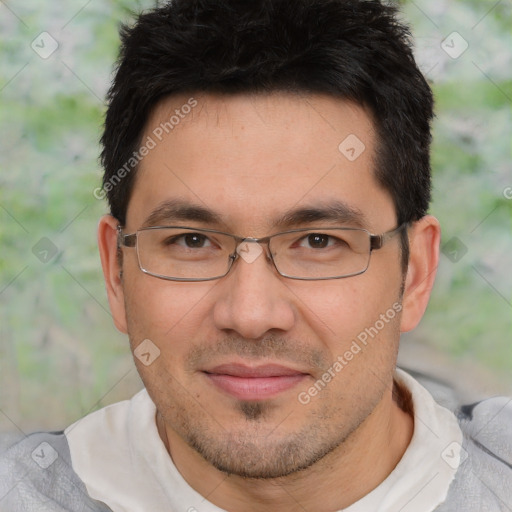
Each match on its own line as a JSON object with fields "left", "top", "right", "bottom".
{"left": 101, "top": 0, "right": 434, "bottom": 268}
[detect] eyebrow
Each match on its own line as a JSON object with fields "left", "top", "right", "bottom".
{"left": 142, "top": 199, "right": 224, "bottom": 227}
{"left": 141, "top": 199, "right": 367, "bottom": 230}
{"left": 273, "top": 201, "right": 367, "bottom": 230}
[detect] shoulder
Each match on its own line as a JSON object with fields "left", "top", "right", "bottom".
{"left": 457, "top": 396, "right": 512, "bottom": 480}
{"left": 439, "top": 397, "right": 512, "bottom": 511}
{"left": 0, "top": 430, "right": 113, "bottom": 512}
{"left": 458, "top": 396, "right": 512, "bottom": 457}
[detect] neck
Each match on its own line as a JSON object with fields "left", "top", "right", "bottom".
{"left": 157, "top": 380, "right": 414, "bottom": 512}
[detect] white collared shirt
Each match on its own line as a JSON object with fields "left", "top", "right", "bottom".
{"left": 65, "top": 369, "right": 463, "bottom": 512}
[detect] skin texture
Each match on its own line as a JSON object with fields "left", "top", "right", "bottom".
{"left": 98, "top": 92, "right": 440, "bottom": 511}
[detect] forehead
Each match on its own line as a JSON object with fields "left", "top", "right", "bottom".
{"left": 127, "top": 92, "right": 394, "bottom": 232}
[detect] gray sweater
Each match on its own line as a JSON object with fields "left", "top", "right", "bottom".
{"left": 0, "top": 396, "right": 511, "bottom": 511}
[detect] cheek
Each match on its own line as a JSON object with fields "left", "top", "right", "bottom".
{"left": 123, "top": 274, "right": 214, "bottom": 348}
{"left": 301, "top": 280, "right": 402, "bottom": 399}
{"left": 291, "top": 275, "right": 399, "bottom": 345}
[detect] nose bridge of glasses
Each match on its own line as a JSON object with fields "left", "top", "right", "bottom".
{"left": 234, "top": 236, "right": 272, "bottom": 262}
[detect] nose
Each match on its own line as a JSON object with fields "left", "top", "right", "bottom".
{"left": 212, "top": 241, "right": 296, "bottom": 339}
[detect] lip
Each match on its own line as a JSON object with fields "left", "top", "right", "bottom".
{"left": 203, "top": 363, "right": 308, "bottom": 400}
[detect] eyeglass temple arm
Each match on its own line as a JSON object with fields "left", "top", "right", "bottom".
{"left": 370, "top": 222, "right": 409, "bottom": 251}
{"left": 117, "top": 226, "right": 137, "bottom": 248}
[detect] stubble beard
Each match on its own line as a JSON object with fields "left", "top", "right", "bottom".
{"left": 126, "top": 299, "right": 402, "bottom": 480}
{"left": 152, "top": 366, "right": 385, "bottom": 480}
{"left": 181, "top": 410, "right": 365, "bottom": 479}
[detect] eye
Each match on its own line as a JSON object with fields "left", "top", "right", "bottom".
{"left": 166, "top": 233, "right": 213, "bottom": 248}
{"left": 299, "top": 233, "right": 336, "bottom": 249}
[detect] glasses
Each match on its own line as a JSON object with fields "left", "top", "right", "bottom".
{"left": 117, "top": 223, "right": 408, "bottom": 282}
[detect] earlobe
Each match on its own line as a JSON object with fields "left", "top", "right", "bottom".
{"left": 97, "top": 214, "right": 128, "bottom": 333}
{"left": 400, "top": 215, "right": 440, "bottom": 333}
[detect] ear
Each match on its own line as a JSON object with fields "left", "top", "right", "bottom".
{"left": 97, "top": 214, "right": 128, "bottom": 334}
{"left": 400, "top": 215, "right": 440, "bottom": 333}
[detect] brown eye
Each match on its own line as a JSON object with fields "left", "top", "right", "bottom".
{"left": 306, "top": 234, "right": 330, "bottom": 249}
{"left": 164, "top": 233, "right": 212, "bottom": 248}
{"left": 182, "top": 233, "right": 208, "bottom": 248}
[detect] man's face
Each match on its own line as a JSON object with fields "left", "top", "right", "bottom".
{"left": 118, "top": 92, "right": 405, "bottom": 478}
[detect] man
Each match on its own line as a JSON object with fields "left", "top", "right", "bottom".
{"left": 1, "top": 0, "right": 510, "bottom": 510}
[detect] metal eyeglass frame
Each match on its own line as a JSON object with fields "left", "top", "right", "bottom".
{"left": 117, "top": 222, "right": 409, "bottom": 282}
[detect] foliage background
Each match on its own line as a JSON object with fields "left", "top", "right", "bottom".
{"left": 0, "top": 0, "right": 511, "bottom": 433}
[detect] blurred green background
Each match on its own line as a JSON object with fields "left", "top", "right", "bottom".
{"left": 0, "top": 0, "right": 511, "bottom": 433}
